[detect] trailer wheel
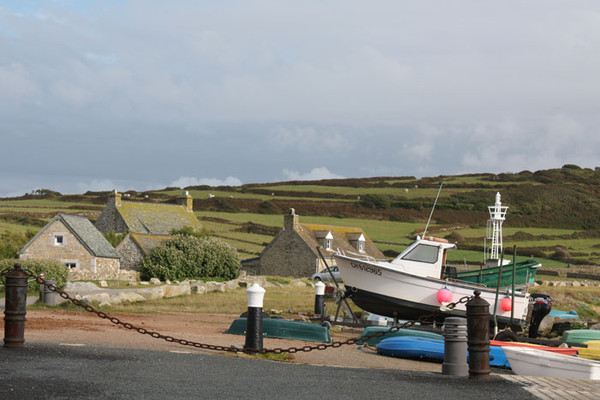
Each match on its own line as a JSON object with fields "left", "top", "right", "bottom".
{"left": 494, "top": 330, "right": 519, "bottom": 342}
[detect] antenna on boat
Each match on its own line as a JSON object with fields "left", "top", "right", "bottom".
{"left": 422, "top": 182, "right": 443, "bottom": 238}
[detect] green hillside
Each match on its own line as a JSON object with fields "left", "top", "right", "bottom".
{"left": 2, "top": 165, "right": 600, "bottom": 268}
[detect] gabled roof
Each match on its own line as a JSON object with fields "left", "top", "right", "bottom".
{"left": 21, "top": 213, "right": 120, "bottom": 259}
{"left": 296, "top": 223, "right": 384, "bottom": 258}
{"left": 129, "top": 233, "right": 171, "bottom": 256}
{"left": 118, "top": 201, "right": 201, "bottom": 235}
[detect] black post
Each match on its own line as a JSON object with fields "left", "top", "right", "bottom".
{"left": 4, "top": 264, "right": 28, "bottom": 348}
{"left": 442, "top": 317, "right": 468, "bottom": 376}
{"left": 466, "top": 290, "right": 490, "bottom": 380}
{"left": 314, "top": 281, "right": 325, "bottom": 315}
{"left": 244, "top": 283, "right": 266, "bottom": 352}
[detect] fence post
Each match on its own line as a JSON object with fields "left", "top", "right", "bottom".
{"left": 442, "top": 317, "right": 468, "bottom": 376}
{"left": 4, "top": 263, "right": 29, "bottom": 348}
{"left": 314, "top": 281, "right": 325, "bottom": 316}
{"left": 244, "top": 283, "right": 266, "bottom": 353}
{"left": 466, "top": 290, "right": 491, "bottom": 380}
{"left": 38, "top": 273, "right": 45, "bottom": 303}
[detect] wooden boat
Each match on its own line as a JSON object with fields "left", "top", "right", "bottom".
{"left": 334, "top": 236, "right": 532, "bottom": 327}
{"left": 563, "top": 329, "right": 600, "bottom": 344}
{"left": 490, "top": 340, "right": 578, "bottom": 356}
{"left": 376, "top": 337, "right": 510, "bottom": 368}
{"left": 358, "top": 326, "right": 443, "bottom": 346}
{"left": 503, "top": 346, "right": 600, "bottom": 380}
{"left": 455, "top": 259, "right": 540, "bottom": 288}
{"left": 225, "top": 318, "right": 331, "bottom": 343}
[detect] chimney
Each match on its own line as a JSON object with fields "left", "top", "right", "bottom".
{"left": 177, "top": 191, "right": 193, "bottom": 212}
{"left": 284, "top": 208, "right": 299, "bottom": 231}
{"left": 111, "top": 189, "right": 122, "bottom": 208}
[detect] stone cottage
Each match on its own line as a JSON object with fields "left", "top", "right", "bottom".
{"left": 96, "top": 190, "right": 203, "bottom": 270}
{"left": 242, "top": 208, "right": 385, "bottom": 278}
{"left": 19, "top": 213, "right": 121, "bottom": 280}
{"left": 95, "top": 190, "right": 201, "bottom": 235}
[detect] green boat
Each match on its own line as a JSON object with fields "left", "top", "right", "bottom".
{"left": 225, "top": 318, "right": 331, "bottom": 343}
{"left": 455, "top": 259, "right": 540, "bottom": 288}
{"left": 562, "top": 329, "right": 600, "bottom": 344}
{"left": 357, "top": 326, "right": 444, "bottom": 346}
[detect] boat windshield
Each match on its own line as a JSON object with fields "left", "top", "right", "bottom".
{"left": 401, "top": 244, "right": 439, "bottom": 264}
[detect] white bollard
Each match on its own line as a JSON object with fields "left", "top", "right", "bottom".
{"left": 244, "top": 283, "right": 266, "bottom": 352}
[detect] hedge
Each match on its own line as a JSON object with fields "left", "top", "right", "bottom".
{"left": 0, "top": 259, "right": 69, "bottom": 292}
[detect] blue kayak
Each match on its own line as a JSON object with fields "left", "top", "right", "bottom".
{"left": 358, "top": 326, "right": 444, "bottom": 346}
{"left": 376, "top": 337, "right": 510, "bottom": 368}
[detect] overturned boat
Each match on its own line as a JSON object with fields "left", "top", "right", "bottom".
{"left": 334, "top": 235, "right": 532, "bottom": 327}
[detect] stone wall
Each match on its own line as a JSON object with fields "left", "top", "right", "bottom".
{"left": 258, "top": 230, "right": 318, "bottom": 277}
{"left": 67, "top": 257, "right": 121, "bottom": 281}
{"left": 116, "top": 235, "right": 144, "bottom": 270}
{"left": 94, "top": 193, "right": 128, "bottom": 234}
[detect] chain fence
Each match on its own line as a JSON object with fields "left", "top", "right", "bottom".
{"left": 3, "top": 266, "right": 472, "bottom": 355}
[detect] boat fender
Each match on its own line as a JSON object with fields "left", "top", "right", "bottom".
{"left": 424, "top": 236, "right": 449, "bottom": 243}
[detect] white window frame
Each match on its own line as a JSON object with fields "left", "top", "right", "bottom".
{"left": 54, "top": 234, "right": 65, "bottom": 246}
{"left": 61, "top": 259, "right": 78, "bottom": 269}
{"left": 324, "top": 231, "right": 333, "bottom": 250}
{"left": 357, "top": 239, "right": 365, "bottom": 252}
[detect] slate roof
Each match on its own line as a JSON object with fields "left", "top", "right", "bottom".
{"left": 295, "top": 223, "right": 384, "bottom": 258}
{"left": 21, "top": 213, "right": 121, "bottom": 259}
{"left": 129, "top": 233, "right": 171, "bottom": 256}
{"left": 118, "top": 201, "right": 201, "bottom": 235}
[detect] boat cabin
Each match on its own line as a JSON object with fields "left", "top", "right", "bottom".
{"left": 391, "top": 236, "right": 456, "bottom": 279}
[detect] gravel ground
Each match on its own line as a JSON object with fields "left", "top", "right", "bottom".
{"left": 3, "top": 310, "right": 446, "bottom": 372}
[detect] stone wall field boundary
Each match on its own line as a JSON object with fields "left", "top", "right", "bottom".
{"left": 64, "top": 274, "right": 310, "bottom": 307}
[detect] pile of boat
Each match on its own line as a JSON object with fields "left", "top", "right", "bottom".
{"left": 368, "top": 327, "right": 600, "bottom": 380}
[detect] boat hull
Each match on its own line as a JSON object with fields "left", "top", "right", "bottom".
{"left": 456, "top": 259, "right": 539, "bottom": 288}
{"left": 335, "top": 254, "right": 530, "bottom": 326}
{"left": 503, "top": 346, "right": 600, "bottom": 380}
{"left": 225, "top": 318, "right": 331, "bottom": 343}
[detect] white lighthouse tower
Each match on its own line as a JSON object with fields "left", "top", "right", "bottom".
{"left": 485, "top": 192, "right": 508, "bottom": 267}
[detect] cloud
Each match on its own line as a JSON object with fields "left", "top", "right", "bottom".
{"left": 271, "top": 125, "right": 352, "bottom": 153}
{"left": 170, "top": 176, "right": 243, "bottom": 188}
{"left": 281, "top": 167, "right": 345, "bottom": 181}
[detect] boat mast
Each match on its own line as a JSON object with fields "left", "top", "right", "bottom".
{"left": 422, "top": 183, "right": 443, "bottom": 238}
{"left": 486, "top": 192, "right": 508, "bottom": 266}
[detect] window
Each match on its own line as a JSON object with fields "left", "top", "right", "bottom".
{"left": 402, "top": 244, "right": 439, "bottom": 264}
{"left": 357, "top": 240, "right": 365, "bottom": 252}
{"left": 54, "top": 235, "right": 64, "bottom": 246}
{"left": 65, "top": 263, "right": 77, "bottom": 269}
{"left": 324, "top": 231, "right": 333, "bottom": 250}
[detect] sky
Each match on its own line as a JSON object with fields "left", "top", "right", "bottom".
{"left": 1, "top": 1, "right": 599, "bottom": 197}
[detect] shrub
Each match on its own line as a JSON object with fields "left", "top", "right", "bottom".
{"left": 169, "top": 226, "right": 211, "bottom": 238}
{"left": 0, "top": 259, "right": 69, "bottom": 292}
{"left": 359, "top": 193, "right": 391, "bottom": 209}
{"left": 103, "top": 230, "right": 128, "bottom": 247}
{"left": 140, "top": 235, "right": 240, "bottom": 281}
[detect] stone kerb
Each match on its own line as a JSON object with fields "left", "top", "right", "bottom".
{"left": 62, "top": 275, "right": 290, "bottom": 307}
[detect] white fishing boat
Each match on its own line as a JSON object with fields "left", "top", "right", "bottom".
{"left": 502, "top": 346, "right": 600, "bottom": 380}
{"left": 333, "top": 235, "right": 531, "bottom": 326}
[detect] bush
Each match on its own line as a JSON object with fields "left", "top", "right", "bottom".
{"left": 140, "top": 235, "right": 240, "bottom": 281}
{"left": 0, "top": 259, "right": 69, "bottom": 292}
{"left": 359, "top": 193, "right": 391, "bottom": 209}
{"left": 169, "top": 226, "right": 211, "bottom": 238}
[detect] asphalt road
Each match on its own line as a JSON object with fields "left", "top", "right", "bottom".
{"left": 0, "top": 343, "right": 538, "bottom": 400}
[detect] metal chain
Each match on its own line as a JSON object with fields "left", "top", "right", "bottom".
{"left": 15, "top": 267, "right": 472, "bottom": 355}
